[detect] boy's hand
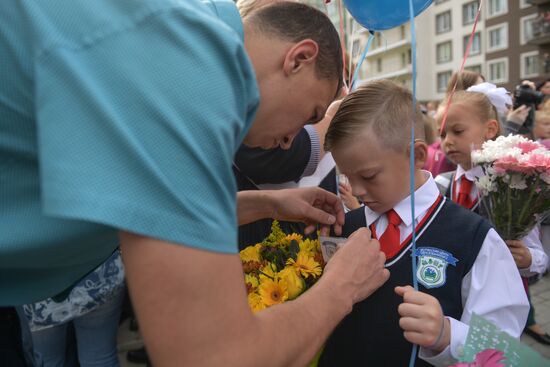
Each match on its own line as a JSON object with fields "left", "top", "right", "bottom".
{"left": 505, "top": 240, "right": 532, "bottom": 269}
{"left": 395, "top": 286, "right": 450, "bottom": 354}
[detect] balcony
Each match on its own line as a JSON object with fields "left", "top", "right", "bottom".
{"left": 364, "top": 39, "right": 412, "bottom": 58}
{"left": 528, "top": 16, "right": 550, "bottom": 46}
{"left": 527, "top": 0, "right": 550, "bottom": 5}
{"left": 362, "top": 64, "right": 413, "bottom": 82}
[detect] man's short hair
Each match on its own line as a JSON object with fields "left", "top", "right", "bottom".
{"left": 325, "top": 79, "right": 425, "bottom": 152}
{"left": 245, "top": 2, "right": 343, "bottom": 92}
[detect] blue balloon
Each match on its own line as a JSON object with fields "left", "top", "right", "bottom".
{"left": 343, "top": 0, "right": 433, "bottom": 31}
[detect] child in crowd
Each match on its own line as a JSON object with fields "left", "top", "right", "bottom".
{"left": 424, "top": 71, "right": 484, "bottom": 177}
{"left": 534, "top": 110, "right": 550, "bottom": 142}
{"left": 318, "top": 80, "right": 529, "bottom": 367}
{"left": 435, "top": 83, "right": 549, "bottom": 345}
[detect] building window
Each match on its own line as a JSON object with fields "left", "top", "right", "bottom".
{"left": 521, "top": 51, "right": 539, "bottom": 78}
{"left": 465, "top": 64, "right": 482, "bottom": 75}
{"left": 400, "top": 25, "right": 406, "bottom": 40}
{"left": 374, "top": 33, "right": 382, "bottom": 48}
{"left": 401, "top": 49, "right": 411, "bottom": 68}
{"left": 463, "top": 32, "right": 481, "bottom": 56}
{"left": 487, "top": 0, "right": 507, "bottom": 18}
{"left": 436, "top": 41, "right": 453, "bottom": 64}
{"left": 376, "top": 58, "right": 382, "bottom": 73}
{"left": 521, "top": 14, "right": 538, "bottom": 45}
{"left": 520, "top": 0, "right": 530, "bottom": 9}
{"left": 487, "top": 58, "right": 508, "bottom": 84}
{"left": 436, "top": 11, "right": 452, "bottom": 34}
{"left": 463, "top": 1, "right": 479, "bottom": 25}
{"left": 487, "top": 23, "right": 508, "bottom": 52}
{"left": 437, "top": 71, "right": 452, "bottom": 93}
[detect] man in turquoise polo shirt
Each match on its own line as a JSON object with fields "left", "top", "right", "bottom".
{"left": 0, "top": 1, "right": 389, "bottom": 365}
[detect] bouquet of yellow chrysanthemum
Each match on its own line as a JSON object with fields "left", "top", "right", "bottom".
{"left": 240, "top": 220, "right": 324, "bottom": 313}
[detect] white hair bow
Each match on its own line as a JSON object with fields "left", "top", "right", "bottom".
{"left": 466, "top": 82, "right": 512, "bottom": 118}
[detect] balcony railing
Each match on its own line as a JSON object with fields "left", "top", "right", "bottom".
{"left": 527, "top": 0, "right": 550, "bottom": 5}
{"left": 528, "top": 16, "right": 550, "bottom": 46}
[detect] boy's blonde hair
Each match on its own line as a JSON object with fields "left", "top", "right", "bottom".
{"left": 325, "top": 79, "right": 425, "bottom": 153}
{"left": 442, "top": 91, "right": 501, "bottom": 137}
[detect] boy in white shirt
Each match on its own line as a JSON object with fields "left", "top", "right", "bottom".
{"left": 318, "top": 80, "right": 529, "bottom": 367}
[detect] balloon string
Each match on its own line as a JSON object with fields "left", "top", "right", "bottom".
{"left": 439, "top": 0, "right": 484, "bottom": 135}
{"left": 350, "top": 32, "right": 374, "bottom": 91}
{"left": 408, "top": 0, "right": 418, "bottom": 365}
{"left": 348, "top": 19, "right": 357, "bottom": 87}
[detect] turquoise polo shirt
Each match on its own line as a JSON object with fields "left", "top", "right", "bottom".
{"left": 0, "top": 0, "right": 259, "bottom": 305}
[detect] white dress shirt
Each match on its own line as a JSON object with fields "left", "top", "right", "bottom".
{"left": 454, "top": 165, "right": 549, "bottom": 277}
{"left": 365, "top": 171, "right": 530, "bottom": 366}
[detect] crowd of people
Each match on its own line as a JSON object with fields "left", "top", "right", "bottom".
{"left": 1, "top": 0, "right": 549, "bottom": 366}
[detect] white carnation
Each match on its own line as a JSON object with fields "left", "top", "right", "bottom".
{"left": 476, "top": 175, "right": 497, "bottom": 194}
{"left": 509, "top": 174, "right": 528, "bottom": 190}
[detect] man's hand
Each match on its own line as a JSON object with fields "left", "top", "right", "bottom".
{"left": 319, "top": 228, "right": 389, "bottom": 311}
{"left": 266, "top": 187, "right": 345, "bottom": 236}
{"left": 506, "top": 240, "right": 532, "bottom": 269}
{"left": 395, "top": 286, "right": 450, "bottom": 354}
{"left": 120, "top": 227, "right": 387, "bottom": 367}
{"left": 507, "top": 105, "right": 531, "bottom": 126}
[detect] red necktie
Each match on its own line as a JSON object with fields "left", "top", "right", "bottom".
{"left": 379, "top": 210, "right": 402, "bottom": 258}
{"left": 456, "top": 177, "right": 473, "bottom": 208}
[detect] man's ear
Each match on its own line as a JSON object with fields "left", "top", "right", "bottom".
{"left": 282, "top": 39, "right": 319, "bottom": 76}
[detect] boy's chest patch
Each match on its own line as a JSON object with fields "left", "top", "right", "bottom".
{"left": 414, "top": 247, "right": 458, "bottom": 289}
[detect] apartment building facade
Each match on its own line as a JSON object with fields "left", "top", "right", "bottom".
{"left": 483, "top": 0, "right": 539, "bottom": 92}
{"left": 304, "top": 0, "right": 546, "bottom": 101}
{"left": 527, "top": 0, "right": 550, "bottom": 84}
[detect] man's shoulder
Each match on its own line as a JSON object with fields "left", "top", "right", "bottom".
{"left": 19, "top": 0, "right": 240, "bottom": 56}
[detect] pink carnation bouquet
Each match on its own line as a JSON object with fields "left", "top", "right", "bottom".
{"left": 471, "top": 135, "right": 550, "bottom": 240}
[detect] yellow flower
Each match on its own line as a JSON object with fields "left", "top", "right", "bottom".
{"left": 245, "top": 273, "right": 259, "bottom": 290}
{"left": 240, "top": 244, "right": 262, "bottom": 262}
{"left": 259, "top": 263, "right": 277, "bottom": 281}
{"left": 287, "top": 253, "right": 322, "bottom": 279}
{"left": 299, "top": 238, "right": 317, "bottom": 255}
{"left": 259, "top": 278, "right": 289, "bottom": 306}
{"left": 284, "top": 233, "right": 303, "bottom": 245}
{"left": 248, "top": 292, "right": 266, "bottom": 312}
{"left": 278, "top": 267, "right": 305, "bottom": 299}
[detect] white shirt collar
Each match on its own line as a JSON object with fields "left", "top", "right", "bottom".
{"left": 455, "top": 165, "right": 483, "bottom": 182}
{"left": 364, "top": 171, "right": 440, "bottom": 227}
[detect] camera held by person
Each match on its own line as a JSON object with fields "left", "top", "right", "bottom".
{"left": 513, "top": 83, "right": 545, "bottom": 134}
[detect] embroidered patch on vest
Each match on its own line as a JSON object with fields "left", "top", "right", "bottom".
{"left": 413, "top": 247, "right": 458, "bottom": 289}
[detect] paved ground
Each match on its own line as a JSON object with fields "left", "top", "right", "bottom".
{"left": 520, "top": 274, "right": 550, "bottom": 359}
{"left": 118, "top": 275, "right": 550, "bottom": 366}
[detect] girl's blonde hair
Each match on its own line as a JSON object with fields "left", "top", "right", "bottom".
{"left": 445, "top": 70, "right": 485, "bottom": 95}
{"left": 442, "top": 90, "right": 501, "bottom": 138}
